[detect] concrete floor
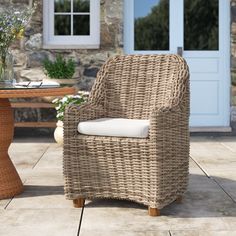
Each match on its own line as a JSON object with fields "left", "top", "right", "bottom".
{"left": 0, "top": 137, "right": 236, "bottom": 236}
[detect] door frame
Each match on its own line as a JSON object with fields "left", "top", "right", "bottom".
{"left": 220, "top": 0, "right": 231, "bottom": 127}
{"left": 124, "top": 0, "right": 231, "bottom": 128}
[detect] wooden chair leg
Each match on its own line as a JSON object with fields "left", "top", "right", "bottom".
{"left": 73, "top": 198, "right": 85, "bottom": 208}
{"left": 175, "top": 196, "right": 183, "bottom": 204}
{"left": 148, "top": 207, "right": 160, "bottom": 217}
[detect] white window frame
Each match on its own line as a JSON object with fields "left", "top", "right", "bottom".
{"left": 43, "top": 0, "right": 100, "bottom": 49}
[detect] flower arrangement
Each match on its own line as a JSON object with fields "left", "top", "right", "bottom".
{"left": 43, "top": 55, "right": 76, "bottom": 80}
{"left": 52, "top": 91, "right": 89, "bottom": 121}
{"left": 0, "top": 5, "right": 35, "bottom": 81}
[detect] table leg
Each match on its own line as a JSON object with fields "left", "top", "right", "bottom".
{"left": 0, "top": 98, "right": 23, "bottom": 199}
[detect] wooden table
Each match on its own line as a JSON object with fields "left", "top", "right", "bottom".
{"left": 0, "top": 87, "right": 76, "bottom": 199}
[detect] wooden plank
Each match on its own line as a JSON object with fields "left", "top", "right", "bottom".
{"left": 11, "top": 102, "right": 55, "bottom": 108}
{"left": 14, "top": 122, "right": 56, "bottom": 128}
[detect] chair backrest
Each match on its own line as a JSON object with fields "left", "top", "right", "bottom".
{"left": 89, "top": 54, "right": 189, "bottom": 119}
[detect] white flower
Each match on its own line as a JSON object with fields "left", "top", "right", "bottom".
{"left": 62, "top": 97, "right": 68, "bottom": 103}
{"left": 80, "top": 91, "right": 89, "bottom": 95}
{"left": 52, "top": 98, "right": 59, "bottom": 103}
{"left": 56, "top": 112, "right": 63, "bottom": 118}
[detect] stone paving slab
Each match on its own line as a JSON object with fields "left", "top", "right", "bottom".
{"left": 80, "top": 205, "right": 229, "bottom": 232}
{"left": 7, "top": 186, "right": 72, "bottom": 209}
{"left": 0, "top": 209, "right": 81, "bottom": 236}
{"left": 220, "top": 142, "right": 236, "bottom": 153}
{"left": 222, "top": 216, "right": 236, "bottom": 230}
{"left": 171, "top": 230, "right": 236, "bottom": 236}
{"left": 0, "top": 199, "right": 11, "bottom": 209}
{"left": 190, "top": 137, "right": 236, "bottom": 203}
{"left": 9, "top": 142, "right": 50, "bottom": 170}
{"left": 34, "top": 145, "right": 63, "bottom": 169}
{"left": 80, "top": 149, "right": 236, "bottom": 234}
{"left": 80, "top": 230, "right": 170, "bottom": 236}
{"left": 24, "top": 168, "right": 64, "bottom": 186}
{"left": 191, "top": 142, "right": 236, "bottom": 164}
{"left": 1, "top": 137, "right": 236, "bottom": 236}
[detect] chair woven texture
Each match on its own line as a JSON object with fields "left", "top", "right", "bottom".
{"left": 63, "top": 54, "right": 190, "bottom": 209}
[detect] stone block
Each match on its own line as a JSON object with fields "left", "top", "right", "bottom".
{"left": 12, "top": 50, "right": 27, "bottom": 67}
{"left": 231, "top": 57, "right": 236, "bottom": 70}
{"left": 231, "top": 106, "right": 236, "bottom": 121}
{"left": 78, "top": 76, "right": 96, "bottom": 91}
{"left": 25, "top": 33, "right": 42, "bottom": 50}
{"left": 101, "top": 23, "right": 113, "bottom": 47}
{"left": 105, "top": 0, "right": 123, "bottom": 24}
{"left": 231, "top": 72, "right": 236, "bottom": 86}
{"left": 79, "top": 52, "right": 109, "bottom": 67}
{"left": 24, "top": 27, "right": 35, "bottom": 37}
{"left": 20, "top": 68, "right": 46, "bottom": 81}
{"left": 27, "top": 51, "right": 49, "bottom": 68}
{"left": 12, "top": 0, "right": 28, "bottom": 3}
{"left": 83, "top": 67, "right": 99, "bottom": 77}
{"left": 232, "top": 5, "right": 236, "bottom": 22}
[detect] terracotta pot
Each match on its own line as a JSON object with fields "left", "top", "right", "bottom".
{"left": 54, "top": 120, "right": 63, "bottom": 145}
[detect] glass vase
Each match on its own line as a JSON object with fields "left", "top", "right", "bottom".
{"left": 0, "top": 52, "right": 14, "bottom": 87}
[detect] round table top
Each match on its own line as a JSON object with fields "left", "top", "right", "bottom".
{"left": 0, "top": 86, "right": 76, "bottom": 98}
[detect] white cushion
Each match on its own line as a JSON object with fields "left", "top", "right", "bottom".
{"left": 78, "top": 118, "right": 149, "bottom": 138}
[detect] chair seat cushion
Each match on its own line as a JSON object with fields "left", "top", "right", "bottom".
{"left": 78, "top": 118, "right": 149, "bottom": 138}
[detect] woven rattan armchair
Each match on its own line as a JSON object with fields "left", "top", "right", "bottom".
{"left": 63, "top": 54, "right": 190, "bottom": 216}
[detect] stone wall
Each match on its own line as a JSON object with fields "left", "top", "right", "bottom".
{"left": 7, "top": 0, "right": 123, "bottom": 88}
{"left": 231, "top": 0, "right": 236, "bottom": 130}
{"left": 0, "top": 0, "right": 123, "bottom": 130}
{"left": 1, "top": 0, "right": 236, "bottom": 132}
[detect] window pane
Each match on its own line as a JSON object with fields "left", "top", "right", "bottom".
{"left": 73, "top": 0, "right": 90, "bottom": 12}
{"left": 73, "top": 15, "right": 90, "bottom": 35}
{"left": 54, "top": 0, "right": 71, "bottom": 12}
{"left": 134, "top": 0, "right": 169, "bottom": 51}
{"left": 55, "top": 15, "right": 71, "bottom": 35}
{"left": 184, "top": 0, "right": 219, "bottom": 50}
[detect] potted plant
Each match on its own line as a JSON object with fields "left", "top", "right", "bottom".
{"left": 43, "top": 55, "right": 77, "bottom": 85}
{"left": 52, "top": 91, "right": 89, "bottom": 145}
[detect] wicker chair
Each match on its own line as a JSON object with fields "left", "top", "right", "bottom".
{"left": 63, "top": 54, "right": 190, "bottom": 216}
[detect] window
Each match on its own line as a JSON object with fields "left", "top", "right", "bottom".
{"left": 184, "top": 0, "right": 219, "bottom": 50}
{"left": 43, "top": 0, "right": 100, "bottom": 49}
{"left": 134, "top": 0, "right": 169, "bottom": 51}
{"left": 124, "top": 0, "right": 219, "bottom": 54}
{"left": 124, "top": 0, "right": 170, "bottom": 54}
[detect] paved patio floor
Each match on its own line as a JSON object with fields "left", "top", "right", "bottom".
{"left": 0, "top": 136, "right": 236, "bottom": 236}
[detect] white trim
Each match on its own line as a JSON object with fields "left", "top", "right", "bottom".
{"left": 43, "top": 0, "right": 100, "bottom": 49}
{"left": 220, "top": 0, "right": 231, "bottom": 126}
{"left": 124, "top": 0, "right": 133, "bottom": 54}
{"left": 124, "top": 0, "right": 173, "bottom": 54}
{"left": 43, "top": 44, "right": 99, "bottom": 49}
{"left": 170, "top": 0, "right": 183, "bottom": 53}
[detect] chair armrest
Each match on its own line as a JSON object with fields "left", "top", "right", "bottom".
{"left": 149, "top": 107, "right": 189, "bottom": 198}
{"left": 149, "top": 107, "right": 189, "bottom": 181}
{"left": 64, "top": 102, "right": 106, "bottom": 138}
{"left": 149, "top": 107, "right": 189, "bottom": 141}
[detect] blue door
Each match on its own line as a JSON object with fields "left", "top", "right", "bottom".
{"left": 124, "top": 0, "right": 230, "bottom": 128}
